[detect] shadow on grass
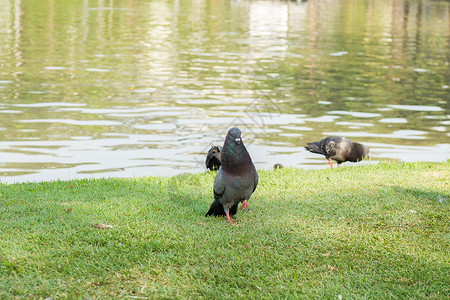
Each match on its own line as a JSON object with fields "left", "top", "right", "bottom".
{"left": 391, "top": 186, "right": 449, "bottom": 204}
{"left": 166, "top": 173, "right": 212, "bottom": 216}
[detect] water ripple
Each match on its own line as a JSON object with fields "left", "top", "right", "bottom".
{"left": 388, "top": 105, "right": 443, "bottom": 112}
{"left": 19, "top": 119, "right": 123, "bottom": 126}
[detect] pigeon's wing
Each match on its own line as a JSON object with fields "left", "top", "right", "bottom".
{"left": 213, "top": 168, "right": 226, "bottom": 201}
{"left": 252, "top": 171, "right": 259, "bottom": 194}
{"left": 322, "top": 138, "right": 339, "bottom": 157}
{"left": 206, "top": 168, "right": 227, "bottom": 216}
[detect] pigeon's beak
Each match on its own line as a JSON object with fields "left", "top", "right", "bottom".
{"left": 235, "top": 137, "right": 241, "bottom": 144}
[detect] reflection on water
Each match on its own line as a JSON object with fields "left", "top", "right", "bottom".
{"left": 0, "top": 0, "right": 449, "bottom": 183}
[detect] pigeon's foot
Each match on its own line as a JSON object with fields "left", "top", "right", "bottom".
{"left": 240, "top": 200, "right": 249, "bottom": 210}
{"left": 327, "top": 159, "right": 333, "bottom": 168}
{"left": 226, "top": 213, "right": 236, "bottom": 225}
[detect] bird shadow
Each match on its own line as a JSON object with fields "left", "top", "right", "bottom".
{"left": 166, "top": 173, "right": 211, "bottom": 214}
{"left": 389, "top": 186, "right": 448, "bottom": 204}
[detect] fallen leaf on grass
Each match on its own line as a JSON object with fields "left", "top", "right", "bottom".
{"left": 66, "top": 208, "right": 72, "bottom": 213}
{"left": 93, "top": 224, "right": 114, "bottom": 229}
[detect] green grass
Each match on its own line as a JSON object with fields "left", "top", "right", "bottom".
{"left": 1, "top": 161, "right": 449, "bottom": 299}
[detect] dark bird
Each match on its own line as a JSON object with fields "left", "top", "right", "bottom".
{"left": 205, "top": 146, "right": 222, "bottom": 171}
{"left": 305, "top": 136, "right": 369, "bottom": 168}
{"left": 273, "top": 163, "right": 284, "bottom": 169}
{"left": 205, "top": 127, "right": 258, "bottom": 224}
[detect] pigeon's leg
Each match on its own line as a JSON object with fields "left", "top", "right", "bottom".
{"left": 224, "top": 207, "right": 235, "bottom": 224}
{"left": 225, "top": 213, "right": 235, "bottom": 224}
{"left": 240, "top": 200, "right": 249, "bottom": 210}
{"left": 326, "top": 159, "right": 333, "bottom": 168}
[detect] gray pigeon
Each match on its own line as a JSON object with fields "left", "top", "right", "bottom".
{"left": 205, "top": 127, "right": 258, "bottom": 224}
{"left": 205, "top": 146, "right": 222, "bottom": 171}
{"left": 305, "top": 136, "right": 369, "bottom": 168}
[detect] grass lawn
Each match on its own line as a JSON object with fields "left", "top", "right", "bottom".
{"left": 0, "top": 161, "right": 449, "bottom": 299}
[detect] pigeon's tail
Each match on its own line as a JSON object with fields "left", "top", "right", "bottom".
{"left": 205, "top": 199, "right": 222, "bottom": 216}
{"left": 305, "top": 142, "right": 323, "bottom": 155}
{"left": 205, "top": 199, "right": 238, "bottom": 217}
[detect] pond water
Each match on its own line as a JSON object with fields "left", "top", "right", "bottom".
{"left": 0, "top": 0, "right": 449, "bottom": 184}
